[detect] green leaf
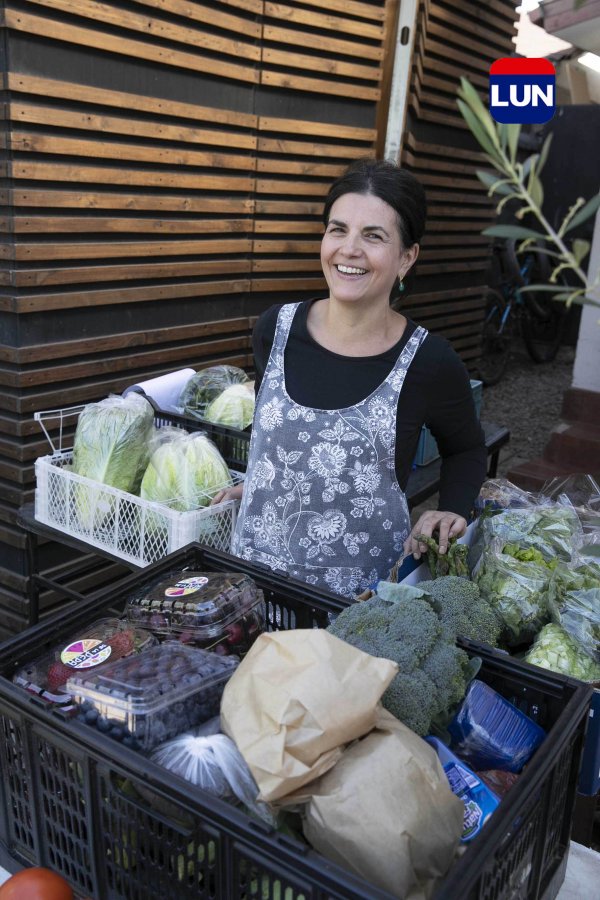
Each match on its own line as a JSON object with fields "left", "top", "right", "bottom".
{"left": 498, "top": 122, "right": 509, "bottom": 152}
{"left": 459, "top": 78, "right": 501, "bottom": 150}
{"left": 564, "top": 193, "right": 600, "bottom": 234}
{"left": 457, "top": 100, "right": 501, "bottom": 161}
{"left": 528, "top": 170, "right": 544, "bottom": 208}
{"left": 573, "top": 238, "right": 591, "bottom": 264}
{"left": 482, "top": 225, "right": 548, "bottom": 240}
{"left": 522, "top": 154, "right": 539, "bottom": 179}
{"left": 476, "top": 170, "right": 512, "bottom": 196}
{"left": 519, "top": 284, "right": 573, "bottom": 293}
{"left": 507, "top": 123, "right": 521, "bottom": 165}
{"left": 537, "top": 133, "right": 553, "bottom": 176}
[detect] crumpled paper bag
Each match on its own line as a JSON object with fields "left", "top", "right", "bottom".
{"left": 220, "top": 629, "right": 398, "bottom": 802}
{"left": 302, "top": 707, "right": 464, "bottom": 900}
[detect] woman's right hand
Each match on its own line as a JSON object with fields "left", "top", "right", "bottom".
{"left": 210, "top": 483, "right": 244, "bottom": 505}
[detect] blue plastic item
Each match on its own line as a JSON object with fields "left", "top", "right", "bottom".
{"left": 578, "top": 687, "right": 600, "bottom": 796}
{"left": 426, "top": 736, "right": 500, "bottom": 843}
{"left": 448, "top": 679, "right": 546, "bottom": 773}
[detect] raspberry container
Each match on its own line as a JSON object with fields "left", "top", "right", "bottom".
{"left": 12, "top": 617, "right": 156, "bottom": 708}
{"left": 125, "top": 570, "right": 265, "bottom": 656}
{"left": 67, "top": 642, "right": 238, "bottom": 751}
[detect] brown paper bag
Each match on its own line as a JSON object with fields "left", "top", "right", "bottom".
{"left": 220, "top": 630, "right": 398, "bottom": 802}
{"left": 302, "top": 707, "right": 464, "bottom": 900}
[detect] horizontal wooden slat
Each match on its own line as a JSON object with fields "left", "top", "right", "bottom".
{"left": 252, "top": 239, "right": 319, "bottom": 254}
{"left": 260, "top": 70, "right": 380, "bottom": 101}
{"left": 9, "top": 189, "right": 255, "bottom": 214}
{"left": 256, "top": 179, "right": 330, "bottom": 196}
{"left": 131, "top": 0, "right": 262, "bottom": 38}
{"left": 9, "top": 216, "right": 251, "bottom": 235}
{"left": 251, "top": 259, "right": 321, "bottom": 272}
{"left": 298, "top": 0, "right": 385, "bottom": 21}
{"left": 27, "top": 0, "right": 262, "bottom": 61}
{"left": 257, "top": 137, "right": 369, "bottom": 159}
{"left": 250, "top": 276, "right": 326, "bottom": 292}
{"left": 11, "top": 133, "right": 254, "bottom": 171}
{"left": 11, "top": 162, "right": 255, "bottom": 191}
{"left": 262, "top": 25, "right": 382, "bottom": 61}
{"left": 264, "top": 2, "right": 384, "bottom": 40}
{"left": 5, "top": 9, "right": 259, "bottom": 84}
{"left": 257, "top": 116, "right": 375, "bottom": 141}
{"left": 10, "top": 103, "right": 257, "bottom": 150}
{"left": 262, "top": 48, "right": 381, "bottom": 81}
{"left": 8, "top": 74, "right": 257, "bottom": 129}
{"left": 4, "top": 279, "right": 252, "bottom": 314}
{"left": 13, "top": 258, "right": 251, "bottom": 288}
{"left": 256, "top": 158, "right": 344, "bottom": 177}
{"left": 253, "top": 220, "right": 323, "bottom": 234}
{"left": 11, "top": 238, "right": 252, "bottom": 261}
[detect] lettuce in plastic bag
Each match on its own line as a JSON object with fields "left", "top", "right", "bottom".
{"left": 524, "top": 623, "right": 600, "bottom": 682}
{"left": 72, "top": 393, "right": 154, "bottom": 493}
{"left": 548, "top": 558, "right": 600, "bottom": 662}
{"left": 204, "top": 383, "right": 254, "bottom": 430}
{"left": 179, "top": 366, "right": 249, "bottom": 421}
{"left": 473, "top": 539, "right": 553, "bottom": 646}
{"left": 140, "top": 431, "right": 232, "bottom": 511}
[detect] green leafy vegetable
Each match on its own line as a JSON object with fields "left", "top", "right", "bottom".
{"left": 140, "top": 432, "right": 232, "bottom": 511}
{"left": 179, "top": 365, "right": 249, "bottom": 420}
{"left": 524, "top": 623, "right": 600, "bottom": 683}
{"left": 72, "top": 393, "right": 154, "bottom": 493}
{"left": 204, "top": 383, "right": 255, "bottom": 430}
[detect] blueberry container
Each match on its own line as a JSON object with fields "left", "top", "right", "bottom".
{"left": 125, "top": 570, "right": 265, "bottom": 657}
{"left": 12, "top": 617, "right": 156, "bottom": 707}
{"left": 67, "top": 642, "right": 238, "bottom": 751}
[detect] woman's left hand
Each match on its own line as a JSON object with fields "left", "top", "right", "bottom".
{"left": 403, "top": 510, "right": 467, "bottom": 560}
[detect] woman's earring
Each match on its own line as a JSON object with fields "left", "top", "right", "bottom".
{"left": 398, "top": 277, "right": 405, "bottom": 293}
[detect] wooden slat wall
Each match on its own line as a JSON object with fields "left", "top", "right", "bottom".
{"left": 396, "top": 0, "right": 518, "bottom": 361}
{"left": 0, "top": 0, "right": 394, "bottom": 631}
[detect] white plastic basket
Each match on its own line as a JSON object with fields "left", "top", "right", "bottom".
{"left": 33, "top": 406, "right": 243, "bottom": 567}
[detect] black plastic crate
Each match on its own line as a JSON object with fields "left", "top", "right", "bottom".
{"left": 150, "top": 402, "right": 251, "bottom": 473}
{"left": 0, "top": 544, "right": 592, "bottom": 900}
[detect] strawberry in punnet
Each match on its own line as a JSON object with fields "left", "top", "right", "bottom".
{"left": 46, "top": 661, "right": 73, "bottom": 692}
{"left": 106, "top": 630, "right": 135, "bottom": 659}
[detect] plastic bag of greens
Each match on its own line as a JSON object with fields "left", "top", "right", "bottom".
{"left": 140, "top": 431, "right": 232, "bottom": 511}
{"left": 204, "top": 383, "right": 254, "bottom": 430}
{"left": 540, "top": 473, "right": 600, "bottom": 534}
{"left": 524, "top": 623, "right": 600, "bottom": 683}
{"left": 72, "top": 393, "right": 154, "bottom": 493}
{"left": 179, "top": 366, "right": 250, "bottom": 421}
{"left": 548, "top": 556, "right": 600, "bottom": 662}
{"left": 474, "top": 478, "right": 540, "bottom": 517}
{"left": 468, "top": 503, "right": 582, "bottom": 575}
{"left": 473, "top": 538, "right": 554, "bottom": 646}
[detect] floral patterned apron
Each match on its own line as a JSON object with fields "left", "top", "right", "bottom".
{"left": 231, "top": 302, "right": 428, "bottom": 598}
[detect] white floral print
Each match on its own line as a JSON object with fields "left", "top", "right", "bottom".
{"left": 231, "top": 302, "right": 427, "bottom": 598}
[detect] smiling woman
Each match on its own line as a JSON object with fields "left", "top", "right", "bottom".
{"left": 212, "top": 159, "right": 487, "bottom": 599}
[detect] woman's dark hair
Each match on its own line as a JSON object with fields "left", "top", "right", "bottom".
{"left": 322, "top": 158, "right": 427, "bottom": 248}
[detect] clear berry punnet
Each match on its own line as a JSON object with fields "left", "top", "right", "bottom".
{"left": 125, "top": 571, "right": 266, "bottom": 657}
{"left": 12, "top": 617, "right": 157, "bottom": 706}
{"left": 67, "top": 642, "right": 238, "bottom": 751}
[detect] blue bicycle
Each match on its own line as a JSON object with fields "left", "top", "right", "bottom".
{"left": 478, "top": 239, "right": 568, "bottom": 385}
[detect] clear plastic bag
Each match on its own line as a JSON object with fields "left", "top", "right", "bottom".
{"left": 474, "top": 478, "right": 540, "bottom": 517}
{"left": 547, "top": 556, "right": 600, "bottom": 662}
{"left": 179, "top": 365, "right": 250, "bottom": 421}
{"left": 473, "top": 537, "right": 553, "bottom": 646}
{"left": 140, "top": 430, "right": 232, "bottom": 510}
{"left": 151, "top": 729, "right": 274, "bottom": 823}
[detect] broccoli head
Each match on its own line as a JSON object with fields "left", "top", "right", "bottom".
{"left": 327, "top": 593, "right": 472, "bottom": 736}
{"left": 415, "top": 576, "right": 503, "bottom": 648}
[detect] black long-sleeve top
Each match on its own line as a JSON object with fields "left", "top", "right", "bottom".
{"left": 252, "top": 301, "right": 487, "bottom": 520}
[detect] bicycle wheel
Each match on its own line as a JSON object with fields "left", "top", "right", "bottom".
{"left": 517, "top": 246, "right": 567, "bottom": 363}
{"left": 477, "top": 288, "right": 513, "bottom": 386}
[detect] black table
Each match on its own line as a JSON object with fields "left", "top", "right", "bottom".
{"left": 17, "top": 420, "right": 509, "bottom": 626}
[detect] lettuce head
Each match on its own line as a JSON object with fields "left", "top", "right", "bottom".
{"left": 140, "top": 433, "right": 233, "bottom": 511}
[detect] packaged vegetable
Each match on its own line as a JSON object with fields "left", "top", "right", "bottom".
{"left": 447, "top": 679, "right": 546, "bottom": 773}
{"left": 69, "top": 643, "right": 238, "bottom": 751}
{"left": 72, "top": 393, "right": 154, "bottom": 494}
{"left": 179, "top": 365, "right": 250, "bottom": 421}
{"left": 302, "top": 707, "right": 463, "bottom": 899}
{"left": 475, "top": 477, "right": 540, "bottom": 516}
{"left": 524, "top": 623, "right": 600, "bottom": 683}
{"left": 548, "top": 559, "right": 600, "bottom": 662}
{"left": 13, "top": 618, "right": 156, "bottom": 706}
{"left": 140, "top": 431, "right": 232, "bottom": 511}
{"left": 126, "top": 571, "right": 265, "bottom": 656}
{"left": 425, "top": 736, "right": 501, "bottom": 842}
{"left": 473, "top": 538, "right": 553, "bottom": 646}
{"left": 204, "top": 383, "right": 254, "bottom": 430}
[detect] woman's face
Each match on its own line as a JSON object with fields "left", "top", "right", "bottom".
{"left": 321, "top": 192, "right": 416, "bottom": 308}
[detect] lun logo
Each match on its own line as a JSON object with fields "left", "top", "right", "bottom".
{"left": 489, "top": 58, "right": 556, "bottom": 125}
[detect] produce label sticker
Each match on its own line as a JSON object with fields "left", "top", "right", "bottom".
{"left": 61, "top": 639, "right": 112, "bottom": 669}
{"left": 165, "top": 576, "right": 209, "bottom": 597}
